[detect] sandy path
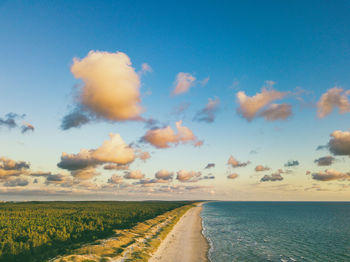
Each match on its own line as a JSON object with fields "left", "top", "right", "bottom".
{"left": 149, "top": 203, "right": 208, "bottom": 262}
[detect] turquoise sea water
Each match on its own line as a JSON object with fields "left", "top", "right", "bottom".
{"left": 201, "top": 202, "right": 350, "bottom": 262}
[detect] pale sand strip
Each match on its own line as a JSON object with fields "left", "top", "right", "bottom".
{"left": 149, "top": 203, "right": 209, "bottom": 262}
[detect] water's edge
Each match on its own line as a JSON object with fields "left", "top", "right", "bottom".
{"left": 201, "top": 202, "right": 213, "bottom": 262}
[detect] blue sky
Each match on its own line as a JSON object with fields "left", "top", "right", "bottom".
{"left": 0, "top": 0, "right": 350, "bottom": 200}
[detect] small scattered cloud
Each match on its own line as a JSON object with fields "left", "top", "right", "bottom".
{"left": 140, "top": 63, "right": 152, "bottom": 75}
{"left": 204, "top": 163, "right": 215, "bottom": 169}
{"left": 4, "top": 177, "right": 29, "bottom": 187}
{"left": 314, "top": 156, "right": 335, "bottom": 166}
{"left": 260, "top": 173, "right": 284, "bottom": 182}
{"left": 284, "top": 160, "right": 299, "bottom": 167}
{"left": 142, "top": 120, "right": 203, "bottom": 148}
{"left": 0, "top": 157, "right": 30, "bottom": 178}
{"left": 176, "top": 170, "right": 202, "bottom": 182}
{"left": 312, "top": 169, "right": 350, "bottom": 181}
{"left": 103, "top": 164, "right": 129, "bottom": 170}
{"left": 155, "top": 169, "right": 174, "bottom": 180}
{"left": 108, "top": 174, "right": 124, "bottom": 185}
{"left": 60, "top": 109, "right": 91, "bottom": 130}
{"left": 193, "top": 97, "right": 220, "bottom": 123}
{"left": 57, "top": 133, "right": 135, "bottom": 180}
{"left": 172, "top": 102, "right": 191, "bottom": 116}
{"left": 71, "top": 168, "right": 99, "bottom": 180}
{"left": 236, "top": 85, "right": 289, "bottom": 121}
{"left": 124, "top": 170, "right": 145, "bottom": 180}
{"left": 317, "top": 87, "right": 350, "bottom": 118}
{"left": 255, "top": 165, "right": 270, "bottom": 172}
{"left": 227, "top": 156, "right": 250, "bottom": 168}
{"left": 200, "top": 77, "right": 210, "bottom": 86}
{"left": 258, "top": 103, "right": 292, "bottom": 121}
{"left": 138, "top": 151, "right": 151, "bottom": 161}
{"left": 227, "top": 173, "right": 238, "bottom": 179}
{"left": 171, "top": 72, "right": 196, "bottom": 96}
{"left": 21, "top": 122, "right": 34, "bottom": 133}
{"left": 328, "top": 130, "right": 350, "bottom": 156}
{"left": 0, "top": 113, "right": 34, "bottom": 134}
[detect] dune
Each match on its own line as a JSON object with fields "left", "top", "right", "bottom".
{"left": 149, "top": 202, "right": 209, "bottom": 262}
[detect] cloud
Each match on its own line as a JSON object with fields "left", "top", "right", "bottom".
{"left": 45, "top": 173, "right": 72, "bottom": 186}
{"left": 71, "top": 168, "right": 99, "bottom": 180}
{"left": 62, "top": 50, "right": 143, "bottom": 129}
{"left": 0, "top": 113, "right": 34, "bottom": 134}
{"left": 171, "top": 72, "right": 196, "bottom": 95}
{"left": 227, "top": 156, "right": 250, "bottom": 168}
{"left": 124, "top": 170, "right": 145, "bottom": 179}
{"left": 204, "top": 163, "right": 215, "bottom": 169}
{"left": 21, "top": 122, "right": 34, "bottom": 133}
{"left": 200, "top": 77, "right": 210, "bottom": 86}
{"left": 0, "top": 157, "right": 30, "bottom": 178}
{"left": 103, "top": 164, "right": 129, "bottom": 170}
{"left": 314, "top": 156, "right": 335, "bottom": 166}
{"left": 176, "top": 170, "right": 202, "bottom": 182}
{"left": 142, "top": 120, "right": 203, "bottom": 148}
{"left": 236, "top": 87, "right": 288, "bottom": 121}
{"left": 317, "top": 87, "right": 350, "bottom": 118}
{"left": 260, "top": 173, "right": 284, "bottom": 182}
{"left": 60, "top": 109, "right": 91, "bottom": 130}
{"left": 58, "top": 133, "right": 135, "bottom": 173}
{"left": 155, "top": 169, "right": 174, "bottom": 180}
{"left": 227, "top": 173, "right": 238, "bottom": 179}
{"left": 108, "top": 174, "right": 124, "bottom": 185}
{"left": 138, "top": 151, "right": 151, "bottom": 161}
{"left": 284, "top": 160, "right": 299, "bottom": 167}
{"left": 193, "top": 97, "right": 220, "bottom": 123}
{"left": 328, "top": 130, "right": 350, "bottom": 156}
{"left": 255, "top": 165, "right": 270, "bottom": 172}
{"left": 172, "top": 102, "right": 191, "bottom": 116}
{"left": 0, "top": 113, "right": 21, "bottom": 129}
{"left": 312, "top": 169, "right": 350, "bottom": 181}
{"left": 258, "top": 103, "right": 292, "bottom": 121}
{"left": 4, "top": 177, "right": 29, "bottom": 187}
{"left": 140, "top": 63, "right": 152, "bottom": 74}
{"left": 202, "top": 175, "right": 215, "bottom": 180}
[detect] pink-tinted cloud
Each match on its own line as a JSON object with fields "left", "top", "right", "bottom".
{"left": 227, "top": 173, "right": 238, "bottom": 179}
{"left": 58, "top": 133, "right": 135, "bottom": 173}
{"left": 236, "top": 87, "right": 288, "bottom": 121}
{"left": 259, "top": 103, "right": 292, "bottom": 121}
{"left": 317, "top": 87, "right": 350, "bottom": 118}
{"left": 171, "top": 72, "right": 196, "bottom": 95}
{"left": 227, "top": 156, "right": 250, "bottom": 168}
{"left": 312, "top": 169, "right": 350, "bottom": 181}
{"left": 176, "top": 170, "right": 202, "bottom": 182}
{"left": 193, "top": 97, "right": 220, "bottom": 123}
{"left": 142, "top": 120, "right": 203, "bottom": 148}
{"left": 155, "top": 169, "right": 174, "bottom": 180}
{"left": 63, "top": 51, "right": 143, "bottom": 129}
{"left": 255, "top": 165, "right": 270, "bottom": 172}
{"left": 124, "top": 170, "right": 145, "bottom": 179}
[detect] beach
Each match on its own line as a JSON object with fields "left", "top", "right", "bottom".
{"left": 149, "top": 202, "right": 209, "bottom": 262}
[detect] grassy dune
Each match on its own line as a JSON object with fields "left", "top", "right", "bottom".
{"left": 53, "top": 204, "right": 194, "bottom": 262}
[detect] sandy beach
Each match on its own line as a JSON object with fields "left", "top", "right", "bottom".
{"left": 149, "top": 203, "right": 209, "bottom": 262}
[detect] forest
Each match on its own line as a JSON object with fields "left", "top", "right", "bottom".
{"left": 0, "top": 201, "right": 189, "bottom": 261}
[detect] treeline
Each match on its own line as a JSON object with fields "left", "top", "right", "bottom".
{"left": 0, "top": 201, "right": 188, "bottom": 261}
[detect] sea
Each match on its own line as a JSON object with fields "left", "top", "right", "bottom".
{"left": 201, "top": 202, "right": 350, "bottom": 262}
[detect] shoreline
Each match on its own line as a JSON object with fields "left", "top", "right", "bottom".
{"left": 149, "top": 202, "right": 209, "bottom": 262}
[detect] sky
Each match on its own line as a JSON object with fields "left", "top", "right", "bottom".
{"left": 0, "top": 0, "right": 350, "bottom": 201}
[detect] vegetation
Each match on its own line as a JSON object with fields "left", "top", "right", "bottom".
{"left": 0, "top": 201, "right": 189, "bottom": 262}
{"left": 54, "top": 203, "right": 195, "bottom": 262}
